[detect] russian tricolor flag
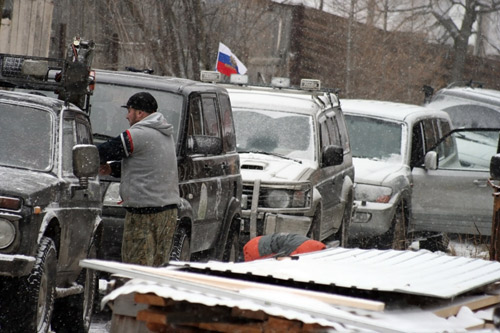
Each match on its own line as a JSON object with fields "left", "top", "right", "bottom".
{"left": 216, "top": 42, "right": 247, "bottom": 77}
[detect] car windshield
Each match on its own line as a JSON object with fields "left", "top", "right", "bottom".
{"left": 442, "top": 104, "right": 500, "bottom": 128}
{"left": 90, "top": 84, "right": 184, "bottom": 143}
{"left": 345, "top": 114, "right": 403, "bottom": 162}
{"left": 438, "top": 129, "right": 499, "bottom": 170}
{"left": 233, "top": 108, "right": 315, "bottom": 161}
{"left": 0, "top": 104, "right": 52, "bottom": 170}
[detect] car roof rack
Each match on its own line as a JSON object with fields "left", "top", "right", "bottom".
{"left": 0, "top": 37, "right": 95, "bottom": 113}
{"left": 200, "top": 70, "right": 340, "bottom": 95}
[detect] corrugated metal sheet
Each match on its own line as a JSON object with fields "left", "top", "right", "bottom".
{"left": 170, "top": 247, "right": 500, "bottom": 299}
{"left": 87, "top": 262, "right": 474, "bottom": 333}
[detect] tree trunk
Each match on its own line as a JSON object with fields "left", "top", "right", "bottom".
{"left": 451, "top": 0, "right": 476, "bottom": 82}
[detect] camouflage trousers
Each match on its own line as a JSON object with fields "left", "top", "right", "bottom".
{"left": 122, "top": 208, "right": 177, "bottom": 267}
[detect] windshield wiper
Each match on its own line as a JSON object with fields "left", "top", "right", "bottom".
{"left": 238, "top": 150, "right": 302, "bottom": 164}
{"left": 93, "top": 133, "right": 115, "bottom": 141}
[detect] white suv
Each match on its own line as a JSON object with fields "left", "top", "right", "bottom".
{"left": 342, "top": 99, "right": 454, "bottom": 250}
{"left": 424, "top": 83, "right": 500, "bottom": 128}
{"left": 220, "top": 76, "right": 355, "bottom": 247}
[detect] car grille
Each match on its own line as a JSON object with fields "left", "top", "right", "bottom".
{"left": 242, "top": 185, "right": 265, "bottom": 207}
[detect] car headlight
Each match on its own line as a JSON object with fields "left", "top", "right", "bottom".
{"left": 263, "top": 188, "right": 310, "bottom": 208}
{"left": 354, "top": 184, "right": 392, "bottom": 203}
{"left": 0, "top": 218, "right": 16, "bottom": 249}
{"left": 103, "top": 182, "right": 123, "bottom": 207}
{"left": 265, "top": 190, "right": 290, "bottom": 208}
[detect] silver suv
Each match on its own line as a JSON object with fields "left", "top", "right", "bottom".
{"left": 212, "top": 75, "right": 355, "bottom": 246}
{"left": 342, "top": 99, "right": 454, "bottom": 249}
{"left": 424, "top": 82, "right": 500, "bottom": 128}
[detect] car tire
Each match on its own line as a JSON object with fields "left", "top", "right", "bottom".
{"left": 170, "top": 227, "right": 191, "bottom": 261}
{"left": 380, "top": 201, "right": 408, "bottom": 250}
{"left": 307, "top": 207, "right": 321, "bottom": 241}
{"left": 337, "top": 196, "right": 353, "bottom": 248}
{"left": 14, "top": 236, "right": 57, "bottom": 332}
{"left": 419, "top": 233, "right": 450, "bottom": 252}
{"left": 51, "top": 233, "right": 99, "bottom": 332}
{"left": 222, "top": 221, "right": 241, "bottom": 262}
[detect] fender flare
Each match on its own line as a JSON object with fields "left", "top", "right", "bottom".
{"left": 177, "top": 197, "right": 194, "bottom": 227}
{"left": 214, "top": 196, "right": 241, "bottom": 260}
{"left": 340, "top": 176, "right": 354, "bottom": 204}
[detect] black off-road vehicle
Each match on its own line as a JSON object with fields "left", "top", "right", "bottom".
{"left": 0, "top": 40, "right": 101, "bottom": 332}
{"left": 90, "top": 69, "right": 242, "bottom": 263}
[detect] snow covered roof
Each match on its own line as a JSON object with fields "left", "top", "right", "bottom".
{"left": 341, "top": 99, "right": 449, "bottom": 123}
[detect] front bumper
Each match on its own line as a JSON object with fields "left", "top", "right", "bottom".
{"left": 349, "top": 200, "right": 396, "bottom": 238}
{"left": 241, "top": 210, "right": 312, "bottom": 237}
{"left": 0, "top": 253, "right": 35, "bottom": 277}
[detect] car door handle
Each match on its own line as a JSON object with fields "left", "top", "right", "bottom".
{"left": 473, "top": 179, "right": 488, "bottom": 187}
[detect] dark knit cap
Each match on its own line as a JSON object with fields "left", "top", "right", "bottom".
{"left": 122, "top": 92, "right": 158, "bottom": 113}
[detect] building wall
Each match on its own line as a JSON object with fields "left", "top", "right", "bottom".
{"left": 0, "top": 0, "right": 53, "bottom": 56}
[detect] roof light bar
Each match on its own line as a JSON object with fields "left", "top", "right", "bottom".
{"left": 230, "top": 74, "right": 248, "bottom": 85}
{"left": 200, "top": 71, "right": 221, "bottom": 83}
{"left": 301, "top": 79, "right": 321, "bottom": 91}
{"left": 271, "top": 77, "right": 290, "bottom": 88}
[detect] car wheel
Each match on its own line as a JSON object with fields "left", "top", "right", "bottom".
{"left": 307, "top": 207, "right": 321, "bottom": 241}
{"left": 380, "top": 201, "right": 408, "bottom": 250}
{"left": 51, "top": 233, "right": 99, "bottom": 332}
{"left": 419, "top": 233, "right": 449, "bottom": 252}
{"left": 12, "top": 236, "right": 57, "bottom": 332}
{"left": 338, "top": 197, "right": 353, "bottom": 248}
{"left": 170, "top": 227, "right": 191, "bottom": 261}
{"left": 222, "top": 221, "right": 241, "bottom": 262}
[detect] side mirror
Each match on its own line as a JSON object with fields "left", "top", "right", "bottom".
{"left": 424, "top": 151, "right": 438, "bottom": 170}
{"left": 322, "top": 145, "right": 343, "bottom": 167}
{"left": 187, "top": 136, "right": 222, "bottom": 155}
{"left": 491, "top": 154, "right": 500, "bottom": 180}
{"left": 73, "top": 144, "right": 99, "bottom": 183}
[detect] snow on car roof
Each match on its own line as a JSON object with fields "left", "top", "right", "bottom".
{"left": 430, "top": 86, "right": 500, "bottom": 110}
{"left": 341, "top": 99, "right": 448, "bottom": 123}
{"left": 227, "top": 88, "right": 321, "bottom": 115}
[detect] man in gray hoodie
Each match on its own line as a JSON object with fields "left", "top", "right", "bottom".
{"left": 98, "top": 92, "right": 180, "bottom": 266}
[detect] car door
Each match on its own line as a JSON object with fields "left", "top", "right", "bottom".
{"left": 411, "top": 125, "right": 499, "bottom": 236}
{"left": 183, "top": 93, "right": 225, "bottom": 252}
{"left": 58, "top": 111, "right": 101, "bottom": 276}
{"left": 316, "top": 110, "right": 343, "bottom": 236}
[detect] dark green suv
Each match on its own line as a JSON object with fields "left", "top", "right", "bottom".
{"left": 91, "top": 70, "right": 242, "bottom": 263}
{"left": 0, "top": 44, "right": 101, "bottom": 332}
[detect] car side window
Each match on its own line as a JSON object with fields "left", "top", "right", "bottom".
{"left": 326, "top": 114, "right": 341, "bottom": 146}
{"left": 219, "top": 93, "right": 236, "bottom": 152}
{"left": 437, "top": 120, "right": 454, "bottom": 161}
{"left": 201, "top": 94, "right": 221, "bottom": 137}
{"left": 422, "top": 118, "right": 439, "bottom": 153}
{"left": 188, "top": 94, "right": 221, "bottom": 138}
{"left": 411, "top": 122, "right": 425, "bottom": 168}
{"left": 62, "top": 112, "right": 93, "bottom": 176}
{"left": 188, "top": 96, "right": 203, "bottom": 136}
{"left": 319, "top": 116, "right": 331, "bottom": 147}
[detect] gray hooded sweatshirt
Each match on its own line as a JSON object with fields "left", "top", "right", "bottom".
{"left": 120, "top": 112, "right": 180, "bottom": 209}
